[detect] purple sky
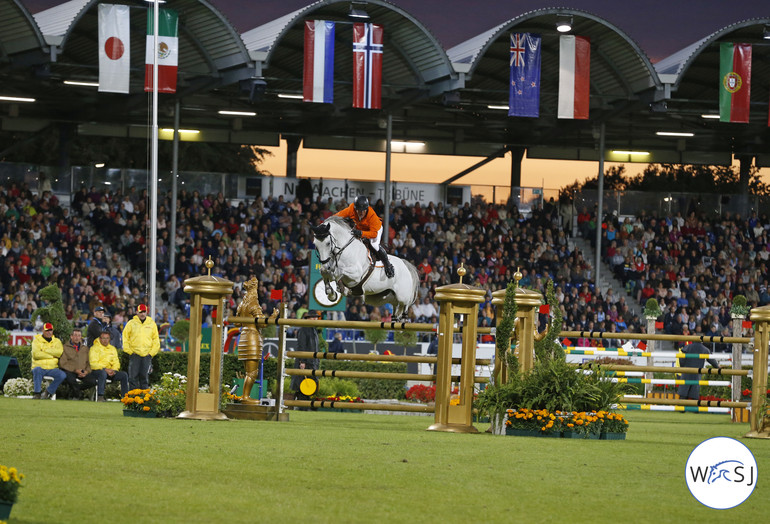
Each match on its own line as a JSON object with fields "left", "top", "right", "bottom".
{"left": 23, "top": 0, "right": 769, "bottom": 62}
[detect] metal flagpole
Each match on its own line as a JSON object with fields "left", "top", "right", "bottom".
{"left": 149, "top": 0, "right": 159, "bottom": 320}
{"left": 170, "top": 100, "right": 180, "bottom": 276}
{"left": 383, "top": 112, "right": 392, "bottom": 244}
{"left": 594, "top": 122, "right": 605, "bottom": 289}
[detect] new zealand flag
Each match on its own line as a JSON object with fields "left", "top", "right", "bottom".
{"left": 509, "top": 32, "right": 541, "bottom": 118}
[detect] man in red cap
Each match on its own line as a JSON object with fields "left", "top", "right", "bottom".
{"left": 122, "top": 304, "right": 160, "bottom": 389}
{"left": 31, "top": 322, "right": 66, "bottom": 399}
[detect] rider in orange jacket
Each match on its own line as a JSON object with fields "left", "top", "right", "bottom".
{"left": 336, "top": 195, "right": 395, "bottom": 278}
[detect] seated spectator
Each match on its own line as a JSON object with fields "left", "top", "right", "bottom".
{"left": 59, "top": 328, "right": 98, "bottom": 400}
{"left": 89, "top": 329, "right": 129, "bottom": 401}
{"left": 31, "top": 322, "right": 66, "bottom": 399}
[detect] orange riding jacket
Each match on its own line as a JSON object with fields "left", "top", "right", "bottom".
{"left": 335, "top": 203, "right": 382, "bottom": 240}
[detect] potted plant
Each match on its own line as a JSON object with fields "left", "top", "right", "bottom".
{"left": 0, "top": 464, "right": 24, "bottom": 520}
{"left": 121, "top": 388, "right": 159, "bottom": 417}
{"left": 505, "top": 408, "right": 561, "bottom": 437}
{"left": 642, "top": 298, "right": 662, "bottom": 319}
{"left": 599, "top": 411, "right": 629, "bottom": 440}
{"left": 2, "top": 378, "right": 33, "bottom": 398}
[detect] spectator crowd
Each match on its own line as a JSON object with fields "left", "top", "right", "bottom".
{"left": 1, "top": 177, "right": 765, "bottom": 348}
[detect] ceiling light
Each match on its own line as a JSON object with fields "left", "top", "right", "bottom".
{"left": 701, "top": 114, "right": 720, "bottom": 119}
{"left": 391, "top": 140, "right": 425, "bottom": 147}
{"left": 0, "top": 95, "right": 35, "bottom": 103}
{"left": 349, "top": 5, "right": 370, "bottom": 20}
{"left": 487, "top": 105, "right": 509, "bottom": 110}
{"left": 612, "top": 150, "right": 649, "bottom": 156}
{"left": 278, "top": 93, "right": 304, "bottom": 100}
{"left": 160, "top": 128, "right": 200, "bottom": 134}
{"left": 556, "top": 15, "right": 573, "bottom": 33}
{"left": 64, "top": 80, "right": 99, "bottom": 87}
{"left": 94, "top": 163, "right": 105, "bottom": 168}
{"left": 218, "top": 110, "right": 257, "bottom": 116}
{"left": 656, "top": 131, "right": 694, "bottom": 137}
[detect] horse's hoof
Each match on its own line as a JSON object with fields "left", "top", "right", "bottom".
{"left": 327, "top": 292, "right": 338, "bottom": 302}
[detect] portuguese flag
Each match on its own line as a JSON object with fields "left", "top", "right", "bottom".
{"left": 719, "top": 42, "right": 751, "bottom": 123}
{"left": 144, "top": 8, "right": 178, "bottom": 93}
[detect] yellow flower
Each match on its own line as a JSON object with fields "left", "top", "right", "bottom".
{"left": 136, "top": 398, "right": 144, "bottom": 405}
{"left": 142, "top": 406, "right": 150, "bottom": 412}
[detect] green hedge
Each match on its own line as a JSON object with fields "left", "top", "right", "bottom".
{"left": 319, "top": 360, "right": 407, "bottom": 399}
{"left": 1, "top": 346, "right": 402, "bottom": 399}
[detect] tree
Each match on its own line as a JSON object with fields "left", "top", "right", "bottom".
{"left": 363, "top": 328, "right": 389, "bottom": 354}
{"left": 562, "top": 163, "right": 769, "bottom": 196}
{"left": 394, "top": 330, "right": 418, "bottom": 356}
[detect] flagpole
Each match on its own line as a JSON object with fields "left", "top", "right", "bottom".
{"left": 149, "top": 0, "right": 159, "bottom": 320}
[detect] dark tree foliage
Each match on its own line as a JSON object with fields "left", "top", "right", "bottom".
{"left": 561, "top": 163, "right": 769, "bottom": 195}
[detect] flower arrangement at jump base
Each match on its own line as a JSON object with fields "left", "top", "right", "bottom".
{"left": 0, "top": 464, "right": 24, "bottom": 520}
{"left": 505, "top": 408, "right": 628, "bottom": 439}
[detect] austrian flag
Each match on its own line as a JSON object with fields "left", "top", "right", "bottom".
{"left": 352, "top": 23, "right": 383, "bottom": 109}
{"left": 144, "top": 8, "right": 179, "bottom": 93}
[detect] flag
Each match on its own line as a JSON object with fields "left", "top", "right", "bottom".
{"left": 655, "top": 321, "right": 664, "bottom": 330}
{"left": 98, "top": 4, "right": 130, "bottom": 93}
{"left": 539, "top": 304, "right": 550, "bottom": 314}
{"left": 719, "top": 42, "right": 751, "bottom": 123}
{"left": 303, "top": 20, "right": 335, "bottom": 103}
{"left": 558, "top": 35, "right": 590, "bottom": 119}
{"left": 508, "top": 32, "right": 541, "bottom": 118}
{"left": 352, "top": 23, "right": 383, "bottom": 109}
{"left": 637, "top": 341, "right": 647, "bottom": 351}
{"left": 270, "top": 289, "right": 283, "bottom": 301}
{"left": 743, "top": 320, "right": 753, "bottom": 329}
{"left": 144, "top": 8, "right": 179, "bottom": 93}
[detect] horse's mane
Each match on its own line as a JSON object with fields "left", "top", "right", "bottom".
{"left": 325, "top": 215, "right": 356, "bottom": 230}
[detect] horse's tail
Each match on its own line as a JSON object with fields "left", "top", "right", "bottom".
{"left": 403, "top": 259, "right": 420, "bottom": 310}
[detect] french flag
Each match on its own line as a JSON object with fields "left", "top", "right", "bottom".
{"left": 303, "top": 20, "right": 335, "bottom": 104}
{"left": 558, "top": 35, "right": 590, "bottom": 119}
{"left": 353, "top": 23, "right": 383, "bottom": 109}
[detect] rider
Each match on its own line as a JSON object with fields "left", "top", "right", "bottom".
{"left": 336, "top": 195, "right": 395, "bottom": 278}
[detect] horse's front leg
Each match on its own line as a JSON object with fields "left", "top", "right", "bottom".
{"left": 323, "top": 278, "right": 338, "bottom": 303}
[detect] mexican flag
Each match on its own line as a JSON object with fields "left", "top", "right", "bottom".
{"left": 144, "top": 8, "right": 178, "bottom": 93}
{"left": 719, "top": 42, "right": 751, "bottom": 123}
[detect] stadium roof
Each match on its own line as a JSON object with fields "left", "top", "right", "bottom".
{"left": 0, "top": 1, "right": 768, "bottom": 171}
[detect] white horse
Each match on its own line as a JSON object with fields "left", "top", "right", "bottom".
{"left": 311, "top": 216, "right": 419, "bottom": 318}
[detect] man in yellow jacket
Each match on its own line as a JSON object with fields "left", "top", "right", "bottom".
{"left": 122, "top": 304, "right": 160, "bottom": 390}
{"left": 31, "top": 322, "right": 66, "bottom": 399}
{"left": 90, "top": 329, "right": 129, "bottom": 400}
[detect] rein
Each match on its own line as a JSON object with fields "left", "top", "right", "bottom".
{"left": 316, "top": 234, "right": 356, "bottom": 266}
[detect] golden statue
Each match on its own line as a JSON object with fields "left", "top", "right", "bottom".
{"left": 236, "top": 278, "right": 276, "bottom": 403}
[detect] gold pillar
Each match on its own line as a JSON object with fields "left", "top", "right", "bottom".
{"left": 513, "top": 286, "right": 543, "bottom": 374}
{"left": 428, "top": 266, "right": 486, "bottom": 433}
{"left": 746, "top": 305, "right": 770, "bottom": 438}
{"left": 178, "top": 258, "right": 233, "bottom": 421}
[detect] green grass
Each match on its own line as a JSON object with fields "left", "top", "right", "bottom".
{"left": 1, "top": 397, "right": 768, "bottom": 523}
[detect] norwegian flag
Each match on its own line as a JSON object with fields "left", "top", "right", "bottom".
{"left": 352, "top": 23, "right": 383, "bottom": 109}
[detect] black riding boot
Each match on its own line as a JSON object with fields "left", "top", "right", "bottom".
{"left": 378, "top": 246, "right": 395, "bottom": 278}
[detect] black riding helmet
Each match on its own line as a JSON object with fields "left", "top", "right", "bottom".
{"left": 354, "top": 195, "right": 369, "bottom": 213}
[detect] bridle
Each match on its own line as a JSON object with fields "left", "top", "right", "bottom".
{"left": 316, "top": 231, "right": 356, "bottom": 268}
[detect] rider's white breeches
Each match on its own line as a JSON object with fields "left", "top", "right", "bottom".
{"left": 369, "top": 227, "right": 383, "bottom": 250}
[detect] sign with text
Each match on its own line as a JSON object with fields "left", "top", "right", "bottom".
{"left": 262, "top": 178, "right": 469, "bottom": 207}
